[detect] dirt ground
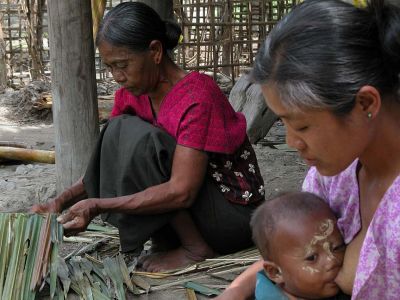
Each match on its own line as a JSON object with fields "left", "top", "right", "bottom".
{"left": 0, "top": 83, "right": 308, "bottom": 299}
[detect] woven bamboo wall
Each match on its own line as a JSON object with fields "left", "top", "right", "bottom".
{"left": 174, "top": 0, "right": 297, "bottom": 83}
{"left": 0, "top": 0, "right": 48, "bottom": 85}
{"left": 0, "top": 0, "right": 297, "bottom": 86}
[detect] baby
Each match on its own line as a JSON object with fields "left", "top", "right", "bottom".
{"left": 251, "top": 192, "right": 346, "bottom": 300}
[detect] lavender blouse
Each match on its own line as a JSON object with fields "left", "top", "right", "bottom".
{"left": 302, "top": 159, "right": 400, "bottom": 300}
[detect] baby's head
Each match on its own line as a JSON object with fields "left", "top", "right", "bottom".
{"left": 251, "top": 192, "right": 345, "bottom": 299}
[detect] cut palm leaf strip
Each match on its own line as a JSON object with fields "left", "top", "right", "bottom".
{"left": 0, "top": 213, "right": 62, "bottom": 299}
{"left": 57, "top": 258, "right": 71, "bottom": 299}
{"left": 184, "top": 281, "right": 222, "bottom": 296}
{"left": 3, "top": 214, "right": 26, "bottom": 299}
{"left": 22, "top": 215, "right": 42, "bottom": 300}
{"left": 186, "top": 288, "right": 197, "bottom": 300}
{"left": 0, "top": 214, "right": 11, "bottom": 298}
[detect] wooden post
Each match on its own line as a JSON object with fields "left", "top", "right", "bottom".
{"left": 47, "top": 0, "right": 99, "bottom": 193}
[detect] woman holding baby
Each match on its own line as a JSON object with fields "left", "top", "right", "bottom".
{"left": 217, "top": 0, "right": 400, "bottom": 299}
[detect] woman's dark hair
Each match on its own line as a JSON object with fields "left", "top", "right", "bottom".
{"left": 96, "top": 2, "right": 181, "bottom": 53}
{"left": 252, "top": 0, "right": 400, "bottom": 115}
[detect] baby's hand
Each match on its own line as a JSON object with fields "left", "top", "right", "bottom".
{"left": 214, "top": 287, "right": 249, "bottom": 300}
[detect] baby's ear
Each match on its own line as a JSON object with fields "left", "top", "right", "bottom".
{"left": 263, "top": 260, "right": 284, "bottom": 284}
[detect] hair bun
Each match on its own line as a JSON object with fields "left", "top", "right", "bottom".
{"left": 164, "top": 20, "right": 182, "bottom": 50}
{"left": 369, "top": 0, "right": 400, "bottom": 75}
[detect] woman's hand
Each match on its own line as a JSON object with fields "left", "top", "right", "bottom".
{"left": 30, "top": 177, "right": 87, "bottom": 215}
{"left": 30, "top": 192, "right": 68, "bottom": 214}
{"left": 30, "top": 198, "right": 62, "bottom": 214}
{"left": 57, "top": 199, "right": 99, "bottom": 235}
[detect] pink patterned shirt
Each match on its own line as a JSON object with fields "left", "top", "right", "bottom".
{"left": 303, "top": 159, "right": 400, "bottom": 299}
{"left": 110, "top": 72, "right": 265, "bottom": 205}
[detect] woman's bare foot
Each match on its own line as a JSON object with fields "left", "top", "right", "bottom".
{"left": 139, "top": 210, "right": 216, "bottom": 272}
{"left": 138, "top": 245, "right": 215, "bottom": 272}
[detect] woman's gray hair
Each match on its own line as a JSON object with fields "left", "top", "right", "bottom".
{"left": 252, "top": 0, "right": 400, "bottom": 115}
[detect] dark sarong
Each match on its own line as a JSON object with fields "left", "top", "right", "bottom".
{"left": 84, "top": 115, "right": 258, "bottom": 253}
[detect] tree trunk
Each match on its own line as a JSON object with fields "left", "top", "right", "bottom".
{"left": 23, "top": 0, "right": 44, "bottom": 80}
{"left": 36, "top": 0, "right": 45, "bottom": 69}
{"left": 0, "top": 22, "right": 7, "bottom": 92}
{"left": 47, "top": 0, "right": 99, "bottom": 193}
{"left": 229, "top": 74, "right": 278, "bottom": 144}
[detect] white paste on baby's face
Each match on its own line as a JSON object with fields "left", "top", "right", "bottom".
{"left": 323, "top": 240, "right": 336, "bottom": 260}
{"left": 307, "top": 219, "right": 334, "bottom": 246}
{"left": 302, "top": 265, "right": 321, "bottom": 274}
{"left": 305, "top": 219, "right": 336, "bottom": 262}
{"left": 313, "top": 219, "right": 334, "bottom": 243}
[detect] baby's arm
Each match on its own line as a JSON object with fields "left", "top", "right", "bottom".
{"left": 215, "top": 259, "right": 263, "bottom": 300}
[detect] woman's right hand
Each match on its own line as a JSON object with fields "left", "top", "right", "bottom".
{"left": 57, "top": 198, "right": 99, "bottom": 235}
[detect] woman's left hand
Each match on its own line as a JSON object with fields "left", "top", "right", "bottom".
{"left": 57, "top": 199, "right": 99, "bottom": 235}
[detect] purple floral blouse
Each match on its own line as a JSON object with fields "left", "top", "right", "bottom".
{"left": 302, "top": 159, "right": 400, "bottom": 300}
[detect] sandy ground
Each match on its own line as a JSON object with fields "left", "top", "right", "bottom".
{"left": 0, "top": 84, "right": 308, "bottom": 299}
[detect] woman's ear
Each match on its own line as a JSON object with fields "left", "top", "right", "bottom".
{"left": 148, "top": 40, "right": 163, "bottom": 64}
{"left": 355, "top": 85, "right": 382, "bottom": 119}
{"left": 263, "top": 261, "right": 284, "bottom": 284}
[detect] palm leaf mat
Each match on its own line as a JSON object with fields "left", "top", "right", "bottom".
{"left": 0, "top": 214, "right": 260, "bottom": 299}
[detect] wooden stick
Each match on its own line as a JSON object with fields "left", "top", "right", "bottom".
{"left": 0, "top": 147, "right": 55, "bottom": 164}
{"left": 0, "top": 141, "right": 27, "bottom": 148}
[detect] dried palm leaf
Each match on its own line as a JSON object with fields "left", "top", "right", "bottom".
{"left": 184, "top": 281, "right": 221, "bottom": 296}
{"left": 103, "top": 256, "right": 126, "bottom": 299}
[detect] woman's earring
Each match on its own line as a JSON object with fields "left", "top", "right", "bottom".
{"left": 367, "top": 112, "right": 372, "bottom": 119}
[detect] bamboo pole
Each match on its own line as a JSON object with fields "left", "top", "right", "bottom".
{"left": 0, "top": 147, "right": 55, "bottom": 163}
{"left": 0, "top": 142, "right": 27, "bottom": 148}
